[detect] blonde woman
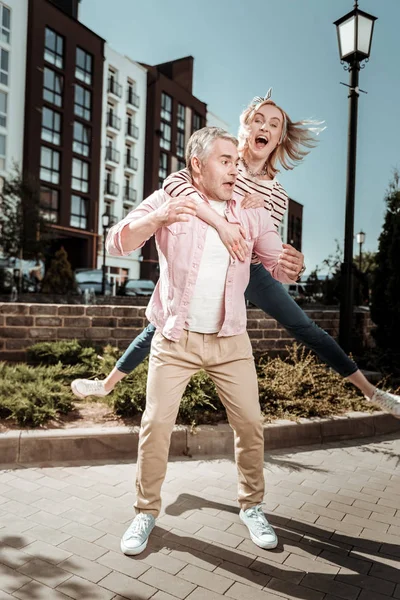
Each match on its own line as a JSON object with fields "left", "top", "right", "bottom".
{"left": 72, "top": 91, "right": 400, "bottom": 418}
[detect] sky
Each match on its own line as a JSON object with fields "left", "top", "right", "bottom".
{"left": 80, "top": 0, "right": 400, "bottom": 274}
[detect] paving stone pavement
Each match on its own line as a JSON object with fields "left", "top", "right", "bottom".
{"left": 0, "top": 433, "right": 399, "bottom": 600}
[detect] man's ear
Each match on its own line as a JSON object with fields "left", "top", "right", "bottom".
{"left": 191, "top": 156, "right": 202, "bottom": 175}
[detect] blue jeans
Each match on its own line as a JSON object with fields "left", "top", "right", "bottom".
{"left": 116, "top": 263, "right": 358, "bottom": 377}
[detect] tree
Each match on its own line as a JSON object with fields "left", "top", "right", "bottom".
{"left": 370, "top": 170, "right": 400, "bottom": 373}
{"left": 0, "top": 168, "right": 51, "bottom": 261}
{"left": 41, "top": 247, "right": 77, "bottom": 295}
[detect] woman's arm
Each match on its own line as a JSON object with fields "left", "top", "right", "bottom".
{"left": 164, "top": 169, "right": 248, "bottom": 261}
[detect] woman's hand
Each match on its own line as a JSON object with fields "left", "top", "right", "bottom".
{"left": 241, "top": 193, "right": 265, "bottom": 210}
{"left": 217, "top": 222, "right": 249, "bottom": 261}
{"left": 278, "top": 244, "right": 304, "bottom": 280}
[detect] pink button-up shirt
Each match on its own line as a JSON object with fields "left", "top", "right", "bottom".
{"left": 106, "top": 190, "right": 293, "bottom": 342}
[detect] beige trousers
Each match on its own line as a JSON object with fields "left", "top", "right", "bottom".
{"left": 134, "top": 330, "right": 265, "bottom": 517}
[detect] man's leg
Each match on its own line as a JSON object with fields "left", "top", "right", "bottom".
{"left": 121, "top": 330, "right": 199, "bottom": 556}
{"left": 205, "top": 333, "right": 277, "bottom": 549}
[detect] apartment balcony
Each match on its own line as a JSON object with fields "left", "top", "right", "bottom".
{"left": 125, "top": 154, "right": 138, "bottom": 171}
{"left": 108, "top": 77, "right": 122, "bottom": 98}
{"left": 107, "top": 112, "right": 121, "bottom": 131}
{"left": 105, "top": 146, "right": 121, "bottom": 164}
{"left": 126, "top": 122, "right": 139, "bottom": 140}
{"left": 104, "top": 179, "right": 119, "bottom": 197}
{"left": 127, "top": 90, "right": 140, "bottom": 109}
{"left": 124, "top": 186, "right": 137, "bottom": 203}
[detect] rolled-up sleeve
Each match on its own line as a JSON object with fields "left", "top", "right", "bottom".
{"left": 253, "top": 211, "right": 295, "bottom": 284}
{"left": 106, "top": 190, "right": 165, "bottom": 257}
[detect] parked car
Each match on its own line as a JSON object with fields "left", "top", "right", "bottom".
{"left": 75, "top": 269, "right": 112, "bottom": 295}
{"left": 117, "top": 279, "right": 155, "bottom": 297}
{"left": 282, "top": 283, "right": 307, "bottom": 300}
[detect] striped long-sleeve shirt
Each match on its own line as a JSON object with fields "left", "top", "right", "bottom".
{"left": 163, "top": 163, "right": 288, "bottom": 263}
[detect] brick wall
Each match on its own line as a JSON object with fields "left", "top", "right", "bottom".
{"left": 0, "top": 303, "right": 374, "bottom": 362}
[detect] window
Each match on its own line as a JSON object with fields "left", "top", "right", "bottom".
{"left": 176, "top": 130, "right": 185, "bottom": 158}
{"left": 74, "top": 84, "right": 91, "bottom": 120}
{"left": 0, "top": 47, "right": 8, "bottom": 85}
{"left": 0, "top": 91, "right": 6, "bottom": 127}
{"left": 160, "top": 121, "right": 171, "bottom": 151}
{"left": 192, "top": 112, "right": 202, "bottom": 132}
{"left": 44, "top": 27, "right": 63, "bottom": 69}
{"left": 161, "top": 92, "right": 172, "bottom": 122}
{"left": 76, "top": 47, "right": 92, "bottom": 85}
{"left": 70, "top": 194, "right": 88, "bottom": 229}
{"left": 177, "top": 103, "right": 185, "bottom": 131}
{"left": 40, "top": 186, "right": 59, "bottom": 223}
{"left": 40, "top": 146, "right": 60, "bottom": 184}
{"left": 0, "top": 4, "right": 10, "bottom": 44}
{"left": 72, "top": 158, "right": 89, "bottom": 192}
{"left": 177, "top": 159, "right": 186, "bottom": 171}
{"left": 73, "top": 121, "right": 90, "bottom": 156}
{"left": 41, "top": 107, "right": 61, "bottom": 145}
{"left": 158, "top": 152, "right": 168, "bottom": 188}
{"left": 43, "top": 67, "right": 63, "bottom": 107}
{"left": 0, "top": 132, "right": 5, "bottom": 170}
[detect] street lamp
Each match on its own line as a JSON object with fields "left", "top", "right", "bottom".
{"left": 334, "top": 0, "right": 377, "bottom": 353}
{"left": 356, "top": 230, "right": 366, "bottom": 271}
{"left": 101, "top": 209, "right": 110, "bottom": 296}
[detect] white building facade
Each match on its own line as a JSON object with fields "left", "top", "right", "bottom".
{"left": 98, "top": 44, "right": 147, "bottom": 285}
{"left": 0, "top": 0, "right": 28, "bottom": 179}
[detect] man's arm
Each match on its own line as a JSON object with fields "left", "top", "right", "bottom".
{"left": 253, "top": 212, "right": 299, "bottom": 284}
{"left": 106, "top": 191, "right": 197, "bottom": 256}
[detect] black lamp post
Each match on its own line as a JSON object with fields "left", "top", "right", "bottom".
{"left": 101, "top": 210, "right": 110, "bottom": 296}
{"left": 356, "top": 230, "right": 365, "bottom": 271}
{"left": 334, "top": 0, "right": 377, "bottom": 353}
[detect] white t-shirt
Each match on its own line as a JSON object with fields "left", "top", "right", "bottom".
{"left": 185, "top": 200, "right": 230, "bottom": 333}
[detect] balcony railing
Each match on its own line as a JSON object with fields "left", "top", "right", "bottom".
{"left": 126, "top": 122, "right": 139, "bottom": 139}
{"left": 124, "top": 186, "right": 137, "bottom": 202}
{"left": 125, "top": 154, "right": 138, "bottom": 170}
{"left": 107, "top": 112, "right": 121, "bottom": 131}
{"left": 104, "top": 179, "right": 119, "bottom": 197}
{"left": 105, "top": 146, "right": 120, "bottom": 163}
{"left": 127, "top": 89, "right": 140, "bottom": 108}
{"left": 108, "top": 77, "right": 122, "bottom": 98}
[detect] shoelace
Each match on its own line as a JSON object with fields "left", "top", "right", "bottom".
{"left": 374, "top": 391, "right": 398, "bottom": 411}
{"left": 83, "top": 379, "right": 105, "bottom": 393}
{"left": 126, "top": 514, "right": 153, "bottom": 539}
{"left": 245, "top": 505, "right": 275, "bottom": 536}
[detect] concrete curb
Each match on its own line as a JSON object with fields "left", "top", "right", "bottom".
{"left": 1, "top": 411, "right": 399, "bottom": 465}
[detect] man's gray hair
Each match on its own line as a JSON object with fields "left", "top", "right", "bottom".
{"left": 185, "top": 127, "right": 238, "bottom": 173}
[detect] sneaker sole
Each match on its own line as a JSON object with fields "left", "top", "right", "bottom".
{"left": 120, "top": 538, "right": 148, "bottom": 556}
{"left": 239, "top": 513, "right": 278, "bottom": 550}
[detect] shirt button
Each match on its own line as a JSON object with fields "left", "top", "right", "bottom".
{"left": 183, "top": 302, "right": 188, "bottom": 306}
{"left": 202, "top": 224, "right": 206, "bottom": 229}
{"left": 198, "top": 245, "right": 203, "bottom": 249}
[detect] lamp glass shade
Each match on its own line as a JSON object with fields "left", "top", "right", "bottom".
{"left": 102, "top": 212, "right": 110, "bottom": 228}
{"left": 356, "top": 231, "right": 366, "bottom": 244}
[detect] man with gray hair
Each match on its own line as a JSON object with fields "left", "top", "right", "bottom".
{"left": 107, "top": 127, "right": 295, "bottom": 556}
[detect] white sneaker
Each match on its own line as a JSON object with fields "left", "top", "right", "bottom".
{"left": 71, "top": 378, "right": 111, "bottom": 399}
{"left": 239, "top": 504, "right": 278, "bottom": 549}
{"left": 121, "top": 513, "right": 155, "bottom": 556}
{"left": 369, "top": 389, "right": 400, "bottom": 419}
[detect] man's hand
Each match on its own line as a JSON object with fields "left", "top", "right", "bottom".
{"left": 278, "top": 244, "right": 304, "bottom": 280}
{"left": 241, "top": 193, "right": 265, "bottom": 210}
{"left": 157, "top": 198, "right": 197, "bottom": 226}
{"left": 217, "top": 222, "right": 249, "bottom": 261}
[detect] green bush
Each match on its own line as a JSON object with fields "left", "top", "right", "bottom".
{"left": 27, "top": 340, "right": 100, "bottom": 367}
{"left": 1, "top": 340, "right": 381, "bottom": 428}
{"left": 0, "top": 363, "right": 73, "bottom": 427}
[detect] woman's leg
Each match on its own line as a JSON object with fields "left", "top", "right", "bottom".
{"left": 245, "top": 264, "right": 376, "bottom": 397}
{"left": 71, "top": 323, "right": 156, "bottom": 398}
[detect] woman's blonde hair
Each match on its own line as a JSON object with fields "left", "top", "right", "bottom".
{"left": 238, "top": 94, "right": 325, "bottom": 179}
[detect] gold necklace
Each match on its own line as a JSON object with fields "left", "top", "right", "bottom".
{"left": 240, "top": 157, "right": 268, "bottom": 178}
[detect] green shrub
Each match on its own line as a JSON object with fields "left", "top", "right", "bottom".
{"left": 0, "top": 363, "right": 73, "bottom": 427}
{"left": 27, "top": 339, "right": 100, "bottom": 367}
